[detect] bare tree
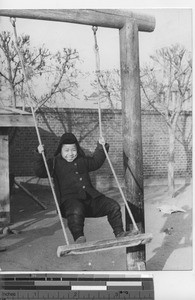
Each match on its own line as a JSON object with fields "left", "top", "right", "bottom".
{"left": 32, "top": 48, "right": 80, "bottom": 111}
{"left": 140, "top": 44, "right": 192, "bottom": 196}
{"left": 0, "top": 31, "right": 80, "bottom": 110}
{"left": 0, "top": 31, "right": 50, "bottom": 107}
{"left": 86, "top": 69, "right": 121, "bottom": 109}
{"left": 175, "top": 112, "right": 192, "bottom": 182}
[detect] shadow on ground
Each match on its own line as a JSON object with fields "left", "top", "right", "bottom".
{"left": 0, "top": 181, "right": 192, "bottom": 271}
{"left": 0, "top": 184, "right": 127, "bottom": 271}
{"left": 145, "top": 182, "right": 192, "bottom": 271}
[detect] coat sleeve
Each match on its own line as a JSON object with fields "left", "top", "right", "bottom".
{"left": 84, "top": 142, "right": 109, "bottom": 172}
{"left": 34, "top": 151, "right": 54, "bottom": 178}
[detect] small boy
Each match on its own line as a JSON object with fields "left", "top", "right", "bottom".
{"left": 35, "top": 133, "right": 125, "bottom": 243}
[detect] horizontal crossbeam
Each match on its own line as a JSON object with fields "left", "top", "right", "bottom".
{"left": 0, "top": 9, "right": 155, "bottom": 32}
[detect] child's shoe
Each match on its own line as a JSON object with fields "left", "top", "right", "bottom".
{"left": 75, "top": 236, "right": 86, "bottom": 244}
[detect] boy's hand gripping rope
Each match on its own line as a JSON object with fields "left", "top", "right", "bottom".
{"left": 10, "top": 17, "right": 70, "bottom": 246}
{"left": 92, "top": 26, "right": 139, "bottom": 234}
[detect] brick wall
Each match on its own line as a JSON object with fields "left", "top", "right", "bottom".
{"left": 9, "top": 108, "right": 192, "bottom": 187}
{"left": 141, "top": 111, "right": 192, "bottom": 178}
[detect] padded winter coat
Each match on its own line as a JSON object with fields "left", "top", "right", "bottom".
{"left": 34, "top": 137, "right": 109, "bottom": 206}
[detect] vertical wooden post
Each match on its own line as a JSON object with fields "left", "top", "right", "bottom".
{"left": 0, "top": 128, "right": 10, "bottom": 226}
{"left": 120, "top": 21, "right": 145, "bottom": 270}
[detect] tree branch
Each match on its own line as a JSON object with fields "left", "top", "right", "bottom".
{"left": 140, "top": 82, "right": 171, "bottom": 128}
{"left": 0, "top": 70, "right": 10, "bottom": 82}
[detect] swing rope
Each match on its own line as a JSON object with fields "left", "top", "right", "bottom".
{"left": 92, "top": 26, "right": 103, "bottom": 139}
{"left": 10, "top": 17, "right": 70, "bottom": 246}
{"left": 92, "top": 26, "right": 139, "bottom": 233}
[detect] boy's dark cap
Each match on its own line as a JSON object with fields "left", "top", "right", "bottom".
{"left": 59, "top": 133, "right": 77, "bottom": 144}
{"left": 54, "top": 133, "right": 85, "bottom": 157}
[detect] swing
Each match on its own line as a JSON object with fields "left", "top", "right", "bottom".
{"left": 10, "top": 18, "right": 152, "bottom": 257}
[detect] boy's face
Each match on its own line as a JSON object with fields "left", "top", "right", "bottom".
{"left": 61, "top": 144, "right": 78, "bottom": 162}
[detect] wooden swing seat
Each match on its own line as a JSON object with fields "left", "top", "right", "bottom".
{"left": 57, "top": 232, "right": 152, "bottom": 257}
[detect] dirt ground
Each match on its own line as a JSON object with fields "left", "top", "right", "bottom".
{"left": 0, "top": 179, "right": 192, "bottom": 272}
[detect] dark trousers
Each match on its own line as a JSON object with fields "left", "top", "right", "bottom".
{"left": 60, "top": 193, "right": 124, "bottom": 241}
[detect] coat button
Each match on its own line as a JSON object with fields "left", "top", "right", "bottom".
{"left": 80, "top": 178, "right": 82, "bottom": 181}
{"left": 82, "top": 186, "right": 85, "bottom": 189}
{"left": 75, "top": 172, "right": 78, "bottom": 174}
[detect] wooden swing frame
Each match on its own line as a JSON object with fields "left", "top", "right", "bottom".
{"left": 0, "top": 9, "right": 155, "bottom": 270}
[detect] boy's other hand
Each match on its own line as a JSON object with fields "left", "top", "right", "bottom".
{"left": 37, "top": 144, "right": 44, "bottom": 154}
{"left": 99, "top": 136, "right": 106, "bottom": 145}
